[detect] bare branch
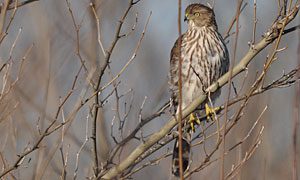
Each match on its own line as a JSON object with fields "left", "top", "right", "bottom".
{"left": 5, "top": 0, "right": 39, "bottom": 10}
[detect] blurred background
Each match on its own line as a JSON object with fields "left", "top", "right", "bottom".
{"left": 0, "top": 0, "right": 299, "bottom": 179}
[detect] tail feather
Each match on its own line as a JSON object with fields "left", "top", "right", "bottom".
{"left": 172, "top": 132, "right": 191, "bottom": 177}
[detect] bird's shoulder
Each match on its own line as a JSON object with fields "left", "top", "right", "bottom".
{"left": 170, "top": 34, "right": 186, "bottom": 63}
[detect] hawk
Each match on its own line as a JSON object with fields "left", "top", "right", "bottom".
{"left": 169, "top": 3, "right": 230, "bottom": 176}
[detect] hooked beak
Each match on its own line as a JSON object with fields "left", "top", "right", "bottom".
{"left": 184, "top": 13, "right": 188, "bottom": 22}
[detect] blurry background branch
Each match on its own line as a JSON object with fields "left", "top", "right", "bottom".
{"left": 6, "top": 0, "right": 39, "bottom": 10}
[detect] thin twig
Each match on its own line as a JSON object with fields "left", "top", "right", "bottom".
{"left": 90, "top": 3, "right": 106, "bottom": 56}
{"left": 221, "top": 1, "right": 243, "bottom": 179}
{"left": 223, "top": 2, "right": 247, "bottom": 40}
{"left": 226, "top": 126, "right": 264, "bottom": 179}
{"left": 177, "top": 0, "right": 184, "bottom": 179}
{"left": 138, "top": 96, "right": 148, "bottom": 142}
{"left": 0, "top": 0, "right": 18, "bottom": 44}
{"left": 5, "top": 0, "right": 38, "bottom": 10}
{"left": 65, "top": 0, "right": 88, "bottom": 73}
{"left": 252, "top": 0, "right": 257, "bottom": 45}
{"left": 73, "top": 113, "right": 90, "bottom": 180}
{"left": 292, "top": 9, "right": 300, "bottom": 179}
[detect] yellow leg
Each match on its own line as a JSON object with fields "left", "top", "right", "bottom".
{"left": 188, "top": 113, "right": 201, "bottom": 132}
{"left": 205, "top": 103, "right": 221, "bottom": 121}
{"left": 188, "top": 104, "right": 221, "bottom": 132}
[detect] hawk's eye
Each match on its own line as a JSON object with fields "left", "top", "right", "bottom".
{"left": 194, "top": 12, "right": 200, "bottom": 17}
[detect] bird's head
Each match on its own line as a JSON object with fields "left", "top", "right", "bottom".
{"left": 184, "top": 4, "right": 217, "bottom": 29}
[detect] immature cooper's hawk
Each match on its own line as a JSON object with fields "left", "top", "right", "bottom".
{"left": 169, "top": 4, "right": 230, "bottom": 176}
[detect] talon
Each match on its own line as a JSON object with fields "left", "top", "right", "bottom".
{"left": 189, "top": 114, "right": 196, "bottom": 132}
{"left": 205, "top": 103, "right": 220, "bottom": 122}
{"left": 188, "top": 113, "right": 201, "bottom": 132}
{"left": 205, "top": 103, "right": 212, "bottom": 121}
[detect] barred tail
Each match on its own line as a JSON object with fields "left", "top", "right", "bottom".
{"left": 172, "top": 133, "right": 191, "bottom": 177}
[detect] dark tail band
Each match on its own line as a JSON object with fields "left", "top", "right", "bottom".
{"left": 172, "top": 136, "right": 191, "bottom": 177}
